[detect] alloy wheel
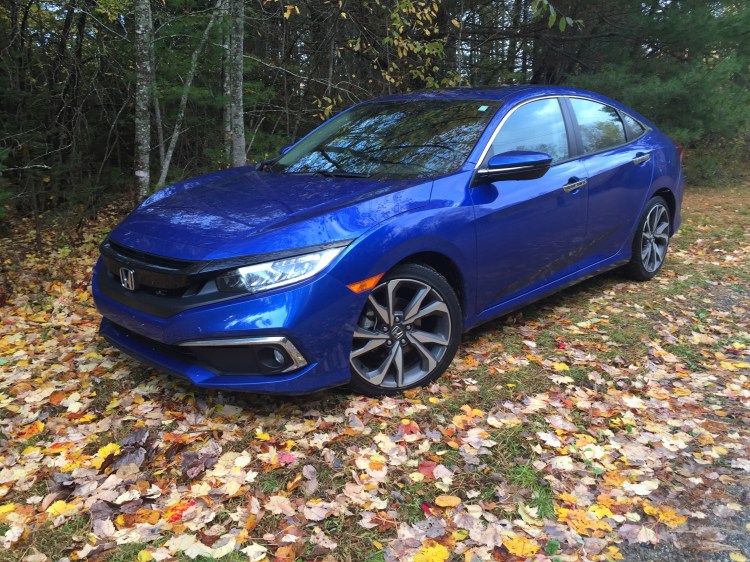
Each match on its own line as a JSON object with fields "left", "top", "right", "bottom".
{"left": 640, "top": 203, "right": 670, "bottom": 273}
{"left": 350, "top": 277, "right": 452, "bottom": 389}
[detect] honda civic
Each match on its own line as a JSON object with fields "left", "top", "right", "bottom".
{"left": 92, "top": 86, "right": 684, "bottom": 395}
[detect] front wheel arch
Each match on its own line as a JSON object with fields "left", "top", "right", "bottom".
{"left": 395, "top": 251, "right": 465, "bottom": 316}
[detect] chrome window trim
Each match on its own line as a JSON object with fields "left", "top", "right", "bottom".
{"left": 473, "top": 94, "right": 652, "bottom": 171}
{"left": 473, "top": 95, "right": 563, "bottom": 169}
{"left": 178, "top": 335, "right": 307, "bottom": 372}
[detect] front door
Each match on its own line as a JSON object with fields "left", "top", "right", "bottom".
{"left": 471, "top": 97, "right": 589, "bottom": 311}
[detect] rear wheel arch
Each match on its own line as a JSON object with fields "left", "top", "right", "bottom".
{"left": 653, "top": 188, "right": 676, "bottom": 235}
{"left": 623, "top": 195, "right": 671, "bottom": 281}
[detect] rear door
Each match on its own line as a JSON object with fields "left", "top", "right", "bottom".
{"left": 566, "top": 97, "right": 655, "bottom": 264}
{"left": 471, "top": 97, "right": 589, "bottom": 311}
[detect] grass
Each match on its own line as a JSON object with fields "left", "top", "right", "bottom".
{"left": 0, "top": 517, "right": 90, "bottom": 562}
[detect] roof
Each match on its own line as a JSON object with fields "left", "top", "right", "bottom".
{"left": 367, "top": 85, "right": 600, "bottom": 103}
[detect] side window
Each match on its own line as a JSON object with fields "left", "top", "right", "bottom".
{"left": 488, "top": 98, "right": 569, "bottom": 163}
{"left": 622, "top": 113, "right": 646, "bottom": 141}
{"left": 570, "top": 98, "right": 627, "bottom": 154}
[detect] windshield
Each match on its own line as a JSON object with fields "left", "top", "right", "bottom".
{"left": 269, "top": 100, "right": 501, "bottom": 179}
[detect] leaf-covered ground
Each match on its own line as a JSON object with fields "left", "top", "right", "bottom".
{"left": 1, "top": 186, "right": 748, "bottom": 562}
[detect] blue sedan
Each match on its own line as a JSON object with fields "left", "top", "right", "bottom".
{"left": 92, "top": 86, "right": 684, "bottom": 395}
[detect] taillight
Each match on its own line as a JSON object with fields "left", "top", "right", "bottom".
{"left": 675, "top": 142, "right": 684, "bottom": 165}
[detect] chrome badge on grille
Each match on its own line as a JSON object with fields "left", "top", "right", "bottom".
{"left": 119, "top": 267, "right": 136, "bottom": 291}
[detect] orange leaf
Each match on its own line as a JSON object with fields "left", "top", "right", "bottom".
{"left": 15, "top": 420, "right": 44, "bottom": 440}
{"left": 435, "top": 495, "right": 461, "bottom": 507}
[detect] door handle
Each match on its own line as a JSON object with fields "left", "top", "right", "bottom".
{"left": 632, "top": 153, "right": 651, "bottom": 165}
{"left": 562, "top": 178, "right": 587, "bottom": 192}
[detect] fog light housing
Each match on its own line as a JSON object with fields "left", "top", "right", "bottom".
{"left": 179, "top": 336, "right": 307, "bottom": 375}
{"left": 257, "top": 345, "right": 292, "bottom": 372}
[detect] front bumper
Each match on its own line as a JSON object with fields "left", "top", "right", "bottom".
{"left": 92, "top": 258, "right": 362, "bottom": 394}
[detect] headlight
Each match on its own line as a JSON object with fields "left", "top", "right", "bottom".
{"left": 216, "top": 247, "right": 343, "bottom": 294}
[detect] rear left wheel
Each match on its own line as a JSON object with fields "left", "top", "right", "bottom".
{"left": 623, "top": 195, "right": 671, "bottom": 281}
{"left": 348, "top": 263, "right": 462, "bottom": 396}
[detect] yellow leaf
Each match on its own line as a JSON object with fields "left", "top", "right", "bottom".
{"left": 643, "top": 504, "right": 687, "bottom": 527}
{"left": 372, "top": 540, "right": 383, "bottom": 550}
{"left": 137, "top": 550, "right": 154, "bottom": 562}
{"left": 451, "top": 18, "right": 460, "bottom": 28}
{"left": 730, "top": 554, "right": 747, "bottom": 562}
{"left": 502, "top": 534, "right": 540, "bottom": 556}
{"left": 46, "top": 500, "right": 76, "bottom": 517}
{"left": 453, "top": 529, "right": 469, "bottom": 541}
{"left": 435, "top": 495, "right": 461, "bottom": 507}
{"left": 414, "top": 539, "right": 450, "bottom": 562}
{"left": 91, "top": 442, "right": 121, "bottom": 469}
{"left": 557, "top": 492, "right": 578, "bottom": 504}
{"left": 0, "top": 503, "right": 17, "bottom": 523}
{"left": 589, "top": 504, "right": 613, "bottom": 519}
{"left": 551, "top": 362, "right": 570, "bottom": 371}
{"left": 255, "top": 429, "right": 271, "bottom": 441}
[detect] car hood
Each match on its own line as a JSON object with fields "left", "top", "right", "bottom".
{"left": 109, "top": 167, "right": 431, "bottom": 261}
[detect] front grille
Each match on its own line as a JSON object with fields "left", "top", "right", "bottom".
{"left": 100, "top": 238, "right": 205, "bottom": 292}
{"left": 110, "top": 322, "right": 196, "bottom": 363}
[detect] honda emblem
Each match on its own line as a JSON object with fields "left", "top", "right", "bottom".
{"left": 119, "top": 267, "right": 136, "bottom": 291}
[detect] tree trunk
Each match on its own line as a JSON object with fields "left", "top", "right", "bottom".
{"left": 222, "top": 0, "right": 232, "bottom": 163}
{"left": 229, "top": 0, "right": 245, "bottom": 167}
{"left": 157, "top": 2, "right": 220, "bottom": 188}
{"left": 134, "top": 0, "right": 153, "bottom": 201}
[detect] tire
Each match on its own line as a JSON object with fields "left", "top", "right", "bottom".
{"left": 348, "top": 263, "right": 462, "bottom": 396}
{"left": 623, "top": 195, "right": 671, "bottom": 281}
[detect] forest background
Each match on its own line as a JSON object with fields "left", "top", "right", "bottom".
{"left": 1, "top": 0, "right": 749, "bottom": 231}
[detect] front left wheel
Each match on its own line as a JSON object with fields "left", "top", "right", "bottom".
{"left": 348, "top": 263, "right": 462, "bottom": 396}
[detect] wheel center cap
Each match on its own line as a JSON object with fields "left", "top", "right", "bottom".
{"left": 391, "top": 325, "right": 404, "bottom": 339}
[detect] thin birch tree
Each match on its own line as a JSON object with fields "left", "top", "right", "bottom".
{"left": 229, "top": 0, "right": 245, "bottom": 166}
{"left": 134, "top": 0, "right": 153, "bottom": 201}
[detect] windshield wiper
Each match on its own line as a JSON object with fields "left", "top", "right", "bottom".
{"left": 311, "top": 170, "right": 373, "bottom": 178}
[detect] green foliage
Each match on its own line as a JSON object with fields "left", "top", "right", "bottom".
{"left": 563, "top": 0, "right": 750, "bottom": 183}
{"left": 1, "top": 0, "right": 747, "bottom": 227}
{"left": 572, "top": 57, "right": 750, "bottom": 145}
{"left": 554, "top": 0, "right": 750, "bottom": 184}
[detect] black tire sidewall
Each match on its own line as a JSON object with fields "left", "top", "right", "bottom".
{"left": 347, "top": 263, "right": 462, "bottom": 396}
{"left": 625, "top": 195, "right": 671, "bottom": 281}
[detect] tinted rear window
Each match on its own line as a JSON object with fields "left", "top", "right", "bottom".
{"left": 570, "top": 98, "right": 627, "bottom": 154}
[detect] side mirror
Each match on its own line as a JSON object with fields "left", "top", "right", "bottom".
{"left": 474, "top": 150, "right": 553, "bottom": 183}
{"left": 279, "top": 144, "right": 293, "bottom": 156}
